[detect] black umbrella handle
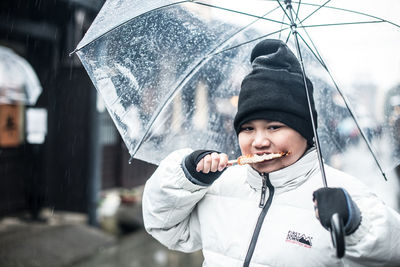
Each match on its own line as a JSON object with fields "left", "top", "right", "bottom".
{"left": 330, "top": 213, "right": 345, "bottom": 258}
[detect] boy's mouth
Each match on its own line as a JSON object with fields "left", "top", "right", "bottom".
{"left": 237, "top": 151, "right": 290, "bottom": 165}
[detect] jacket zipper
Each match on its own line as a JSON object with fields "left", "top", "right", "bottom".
{"left": 243, "top": 173, "right": 275, "bottom": 267}
{"left": 259, "top": 174, "right": 268, "bottom": 208}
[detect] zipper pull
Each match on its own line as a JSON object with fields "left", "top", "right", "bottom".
{"left": 259, "top": 174, "right": 267, "bottom": 208}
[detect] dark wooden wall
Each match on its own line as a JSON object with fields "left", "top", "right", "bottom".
{"left": 0, "top": 0, "right": 157, "bottom": 218}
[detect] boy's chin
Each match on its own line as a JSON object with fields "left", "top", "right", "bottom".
{"left": 251, "top": 162, "right": 282, "bottom": 174}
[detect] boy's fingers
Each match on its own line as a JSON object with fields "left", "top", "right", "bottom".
{"left": 218, "top": 153, "right": 228, "bottom": 171}
{"left": 210, "top": 153, "right": 220, "bottom": 172}
{"left": 196, "top": 158, "right": 204, "bottom": 172}
{"left": 202, "top": 154, "right": 212, "bottom": 173}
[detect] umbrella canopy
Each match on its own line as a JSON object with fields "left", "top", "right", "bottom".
{"left": 74, "top": 0, "right": 400, "bottom": 181}
{"left": 0, "top": 46, "right": 42, "bottom": 105}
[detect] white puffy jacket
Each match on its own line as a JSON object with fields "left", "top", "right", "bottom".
{"left": 142, "top": 148, "right": 400, "bottom": 266}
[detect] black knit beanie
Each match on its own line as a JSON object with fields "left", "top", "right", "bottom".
{"left": 233, "top": 39, "right": 318, "bottom": 146}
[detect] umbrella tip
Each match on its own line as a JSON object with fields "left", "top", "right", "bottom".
{"left": 69, "top": 49, "right": 77, "bottom": 57}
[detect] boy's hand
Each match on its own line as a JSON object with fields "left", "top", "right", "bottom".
{"left": 183, "top": 150, "right": 228, "bottom": 186}
{"left": 196, "top": 152, "right": 228, "bottom": 173}
{"left": 313, "top": 187, "right": 361, "bottom": 235}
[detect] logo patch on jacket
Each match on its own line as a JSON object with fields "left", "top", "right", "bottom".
{"left": 285, "top": 230, "right": 313, "bottom": 248}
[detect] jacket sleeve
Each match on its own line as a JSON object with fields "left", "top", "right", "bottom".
{"left": 142, "top": 148, "right": 208, "bottom": 253}
{"left": 343, "top": 190, "right": 400, "bottom": 266}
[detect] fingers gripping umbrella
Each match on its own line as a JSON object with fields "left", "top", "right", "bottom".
{"left": 73, "top": 0, "right": 400, "bottom": 258}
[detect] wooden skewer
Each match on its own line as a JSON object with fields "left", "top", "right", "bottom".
{"left": 228, "top": 152, "right": 290, "bottom": 166}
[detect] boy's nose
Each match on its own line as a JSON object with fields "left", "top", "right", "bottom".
{"left": 252, "top": 132, "right": 271, "bottom": 148}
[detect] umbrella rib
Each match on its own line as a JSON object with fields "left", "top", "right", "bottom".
{"left": 295, "top": 32, "right": 326, "bottom": 68}
{"left": 275, "top": 0, "right": 291, "bottom": 42}
{"left": 279, "top": 12, "right": 286, "bottom": 39}
{"left": 192, "top": 1, "right": 290, "bottom": 26}
{"left": 276, "top": 0, "right": 381, "bottom": 31}
{"left": 322, "top": 70, "right": 388, "bottom": 180}
{"left": 292, "top": 1, "right": 400, "bottom": 29}
{"left": 295, "top": 0, "right": 302, "bottom": 22}
{"left": 276, "top": 0, "right": 291, "bottom": 23}
{"left": 208, "top": 27, "right": 290, "bottom": 57}
{"left": 284, "top": 33, "right": 291, "bottom": 44}
{"left": 295, "top": 32, "right": 388, "bottom": 180}
{"left": 318, "top": 4, "right": 400, "bottom": 28}
{"left": 132, "top": 28, "right": 289, "bottom": 159}
{"left": 134, "top": 32, "right": 289, "bottom": 160}
{"left": 300, "top": 20, "right": 386, "bottom": 28}
{"left": 73, "top": 0, "right": 190, "bottom": 53}
{"left": 275, "top": 1, "right": 296, "bottom": 44}
{"left": 293, "top": 8, "right": 380, "bottom": 69}
{"left": 130, "top": 55, "right": 215, "bottom": 161}
{"left": 284, "top": 1, "right": 388, "bottom": 183}
{"left": 298, "top": 0, "right": 331, "bottom": 25}
{"left": 294, "top": 8, "right": 331, "bottom": 68}
{"left": 205, "top": 2, "right": 292, "bottom": 57}
{"left": 208, "top": 5, "right": 283, "bottom": 55}
{"left": 129, "top": 1, "right": 287, "bottom": 160}
{"left": 131, "top": 5, "right": 288, "bottom": 159}
{"left": 285, "top": 1, "right": 393, "bottom": 178}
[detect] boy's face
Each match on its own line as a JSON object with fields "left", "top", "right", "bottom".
{"left": 238, "top": 119, "right": 308, "bottom": 173}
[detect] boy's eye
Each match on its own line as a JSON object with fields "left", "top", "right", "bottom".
{"left": 268, "top": 125, "right": 282, "bottom": 130}
{"left": 240, "top": 126, "right": 253, "bottom": 132}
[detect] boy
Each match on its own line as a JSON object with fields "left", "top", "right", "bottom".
{"left": 143, "top": 39, "right": 400, "bottom": 266}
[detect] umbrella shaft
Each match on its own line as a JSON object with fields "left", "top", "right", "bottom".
{"left": 285, "top": 1, "right": 328, "bottom": 188}
{"left": 282, "top": 0, "right": 387, "bottom": 182}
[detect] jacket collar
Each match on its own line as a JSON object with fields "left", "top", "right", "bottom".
{"left": 246, "top": 147, "right": 319, "bottom": 193}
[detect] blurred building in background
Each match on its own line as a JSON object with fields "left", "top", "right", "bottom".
{"left": 0, "top": 0, "right": 156, "bottom": 223}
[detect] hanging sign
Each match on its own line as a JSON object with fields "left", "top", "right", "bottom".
{"left": 0, "top": 104, "right": 24, "bottom": 147}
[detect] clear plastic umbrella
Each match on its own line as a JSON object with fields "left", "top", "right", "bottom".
{"left": 0, "top": 46, "right": 42, "bottom": 105}
{"left": 74, "top": 0, "right": 400, "bottom": 181}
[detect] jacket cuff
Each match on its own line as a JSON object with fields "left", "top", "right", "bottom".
{"left": 342, "top": 189, "right": 362, "bottom": 235}
{"left": 345, "top": 198, "right": 370, "bottom": 245}
{"left": 176, "top": 168, "right": 209, "bottom": 192}
{"left": 181, "top": 159, "right": 212, "bottom": 187}
{"left": 160, "top": 148, "right": 209, "bottom": 192}
{"left": 182, "top": 150, "right": 225, "bottom": 186}
{"left": 345, "top": 211, "right": 369, "bottom": 246}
